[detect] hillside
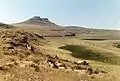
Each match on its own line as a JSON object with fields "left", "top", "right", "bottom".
{"left": 14, "top": 16, "right": 120, "bottom": 40}
{"left": 15, "top": 16, "right": 59, "bottom": 27}
{"left": 0, "top": 30, "right": 113, "bottom": 81}
{"left": 1, "top": 16, "right": 118, "bottom": 81}
{"left": 0, "top": 22, "right": 15, "bottom": 29}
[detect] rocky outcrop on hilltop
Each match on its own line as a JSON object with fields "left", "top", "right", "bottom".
{"left": 19, "top": 16, "right": 57, "bottom": 26}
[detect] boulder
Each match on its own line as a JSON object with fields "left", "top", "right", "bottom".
{"left": 87, "top": 67, "right": 93, "bottom": 75}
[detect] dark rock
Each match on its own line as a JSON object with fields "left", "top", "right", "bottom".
{"left": 81, "top": 61, "right": 89, "bottom": 65}
{"left": 31, "top": 16, "right": 42, "bottom": 21}
{"left": 34, "top": 33, "right": 44, "bottom": 39}
{"left": 42, "top": 18, "right": 49, "bottom": 22}
{"left": 94, "top": 69, "right": 99, "bottom": 74}
{"left": 0, "top": 66, "right": 5, "bottom": 70}
{"left": 87, "top": 67, "right": 93, "bottom": 75}
{"left": 34, "top": 66, "right": 40, "bottom": 72}
{"left": 47, "top": 59, "right": 55, "bottom": 64}
{"left": 113, "top": 42, "right": 120, "bottom": 48}
{"left": 54, "top": 55, "right": 59, "bottom": 59}
{"left": 74, "top": 61, "right": 89, "bottom": 66}
{"left": 100, "top": 70, "right": 107, "bottom": 73}
{"left": 65, "top": 32, "right": 76, "bottom": 37}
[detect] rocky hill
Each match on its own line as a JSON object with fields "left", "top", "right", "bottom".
{"left": 0, "top": 30, "right": 108, "bottom": 81}
{"left": 0, "top": 22, "right": 16, "bottom": 29}
{"left": 0, "top": 18, "right": 118, "bottom": 81}
{"left": 14, "top": 16, "right": 120, "bottom": 40}
{"left": 16, "top": 16, "right": 58, "bottom": 27}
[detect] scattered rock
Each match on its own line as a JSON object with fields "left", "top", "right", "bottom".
{"left": 81, "top": 61, "right": 89, "bottom": 65}
{"left": 94, "top": 69, "right": 99, "bottom": 74}
{"left": 34, "top": 66, "right": 40, "bottom": 72}
{"left": 46, "top": 55, "right": 105, "bottom": 75}
{"left": 0, "top": 30, "right": 45, "bottom": 56}
{"left": 55, "top": 61, "right": 62, "bottom": 67}
{"left": 74, "top": 61, "right": 89, "bottom": 65}
{"left": 113, "top": 42, "right": 120, "bottom": 48}
{"left": 48, "top": 62, "right": 54, "bottom": 68}
{"left": 34, "top": 33, "right": 44, "bottom": 39}
{"left": 100, "top": 70, "right": 107, "bottom": 74}
{"left": 87, "top": 67, "right": 93, "bottom": 75}
{"left": 65, "top": 32, "right": 76, "bottom": 37}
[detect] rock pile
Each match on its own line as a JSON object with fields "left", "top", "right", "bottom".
{"left": 0, "top": 30, "right": 44, "bottom": 56}
{"left": 46, "top": 55, "right": 106, "bottom": 75}
{"left": 0, "top": 59, "right": 42, "bottom": 72}
{"left": 0, "top": 54, "right": 107, "bottom": 75}
{"left": 47, "top": 56, "right": 66, "bottom": 69}
{"left": 113, "top": 42, "right": 120, "bottom": 48}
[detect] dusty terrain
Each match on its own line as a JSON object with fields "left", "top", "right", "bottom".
{"left": 0, "top": 16, "right": 120, "bottom": 81}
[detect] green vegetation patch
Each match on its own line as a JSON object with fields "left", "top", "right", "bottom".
{"left": 59, "top": 45, "right": 120, "bottom": 65}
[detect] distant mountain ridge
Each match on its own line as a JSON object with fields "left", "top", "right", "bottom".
{"left": 14, "top": 16, "right": 120, "bottom": 32}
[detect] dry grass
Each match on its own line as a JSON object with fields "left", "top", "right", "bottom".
{"left": 41, "top": 37, "right": 120, "bottom": 81}
{"left": 0, "top": 24, "right": 120, "bottom": 81}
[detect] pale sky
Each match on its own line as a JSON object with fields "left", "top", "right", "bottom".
{"left": 0, "top": 0, "right": 120, "bottom": 29}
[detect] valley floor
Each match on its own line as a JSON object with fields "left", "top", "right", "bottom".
{"left": 42, "top": 37, "right": 120, "bottom": 81}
